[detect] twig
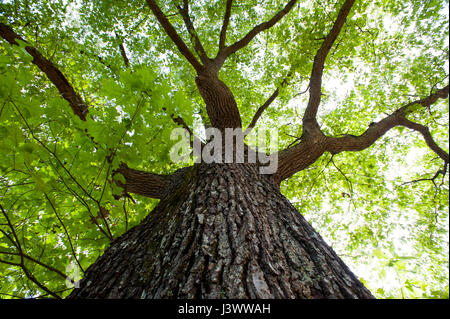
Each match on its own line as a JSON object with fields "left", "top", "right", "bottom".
{"left": 44, "top": 193, "right": 85, "bottom": 273}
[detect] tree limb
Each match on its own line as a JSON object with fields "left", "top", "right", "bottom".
{"left": 221, "top": 0, "right": 297, "bottom": 59}
{"left": 273, "top": 138, "right": 327, "bottom": 184}
{"left": 247, "top": 88, "right": 279, "bottom": 129}
{"left": 247, "top": 73, "right": 303, "bottom": 131}
{"left": 302, "top": 0, "right": 355, "bottom": 132}
{"left": 79, "top": 49, "right": 116, "bottom": 75}
{"left": 324, "top": 85, "right": 449, "bottom": 160}
{"left": 145, "top": 0, "right": 204, "bottom": 73}
{"left": 113, "top": 163, "right": 171, "bottom": 199}
{"left": 115, "top": 33, "right": 131, "bottom": 68}
{"left": 195, "top": 74, "right": 242, "bottom": 129}
{"left": 399, "top": 164, "right": 448, "bottom": 187}
{"left": 163, "top": 106, "right": 204, "bottom": 147}
{"left": 0, "top": 204, "right": 24, "bottom": 260}
{"left": 398, "top": 117, "right": 449, "bottom": 163}
{"left": 119, "top": 43, "right": 130, "bottom": 67}
{"left": 274, "top": 85, "right": 449, "bottom": 184}
{"left": 10, "top": 99, "right": 113, "bottom": 240}
{"left": 177, "top": 0, "right": 210, "bottom": 65}
{"left": 219, "top": 0, "right": 233, "bottom": 50}
{"left": 0, "top": 23, "right": 88, "bottom": 121}
{"left": 168, "top": 111, "right": 194, "bottom": 136}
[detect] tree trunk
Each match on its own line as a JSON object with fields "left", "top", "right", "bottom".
{"left": 67, "top": 163, "right": 374, "bottom": 299}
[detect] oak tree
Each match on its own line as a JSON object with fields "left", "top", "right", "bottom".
{"left": 0, "top": 0, "right": 448, "bottom": 298}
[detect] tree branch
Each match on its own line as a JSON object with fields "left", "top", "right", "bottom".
{"left": 119, "top": 43, "right": 130, "bottom": 67}
{"left": 44, "top": 193, "right": 85, "bottom": 273}
{"left": 167, "top": 109, "right": 206, "bottom": 149}
{"left": 247, "top": 88, "right": 279, "bottom": 129}
{"left": 247, "top": 74, "right": 303, "bottom": 131}
{"left": 177, "top": 0, "right": 210, "bottom": 65}
{"left": 168, "top": 111, "right": 194, "bottom": 136}
{"left": 79, "top": 49, "right": 116, "bottom": 75}
{"left": 0, "top": 204, "right": 23, "bottom": 260}
{"left": 10, "top": 99, "right": 113, "bottom": 240}
{"left": 0, "top": 251, "right": 68, "bottom": 280}
{"left": 113, "top": 163, "right": 171, "bottom": 199}
{"left": 273, "top": 138, "right": 327, "bottom": 184}
{"left": 115, "top": 33, "right": 131, "bottom": 68}
{"left": 220, "top": 0, "right": 297, "bottom": 58}
{"left": 397, "top": 117, "right": 449, "bottom": 163}
{"left": 0, "top": 204, "right": 61, "bottom": 299}
{"left": 145, "top": 0, "right": 204, "bottom": 73}
{"left": 324, "top": 85, "right": 449, "bottom": 159}
{"left": 0, "top": 23, "right": 88, "bottom": 121}
{"left": 399, "top": 164, "right": 448, "bottom": 187}
{"left": 274, "top": 85, "right": 449, "bottom": 184}
{"left": 162, "top": 106, "right": 204, "bottom": 147}
{"left": 219, "top": 0, "right": 233, "bottom": 50}
{"left": 302, "top": 0, "right": 355, "bottom": 132}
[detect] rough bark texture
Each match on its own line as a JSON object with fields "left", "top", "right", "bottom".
{"left": 68, "top": 163, "right": 374, "bottom": 299}
{"left": 195, "top": 75, "right": 242, "bottom": 130}
{"left": 113, "top": 163, "right": 171, "bottom": 199}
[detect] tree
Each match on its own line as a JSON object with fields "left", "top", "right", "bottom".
{"left": 0, "top": 0, "right": 448, "bottom": 299}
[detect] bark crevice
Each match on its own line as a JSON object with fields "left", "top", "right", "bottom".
{"left": 68, "top": 163, "right": 374, "bottom": 299}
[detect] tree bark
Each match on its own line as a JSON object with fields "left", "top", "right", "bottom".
{"left": 68, "top": 163, "right": 374, "bottom": 299}
{"left": 195, "top": 74, "right": 242, "bottom": 130}
{"left": 0, "top": 23, "right": 89, "bottom": 121}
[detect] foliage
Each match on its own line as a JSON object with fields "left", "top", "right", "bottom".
{"left": 0, "top": 0, "right": 448, "bottom": 298}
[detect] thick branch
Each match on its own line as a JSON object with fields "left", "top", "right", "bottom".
{"left": 302, "top": 0, "right": 355, "bottom": 132}
{"left": 275, "top": 85, "right": 449, "bottom": 183}
{"left": 324, "top": 85, "right": 449, "bottom": 158}
{"left": 219, "top": 0, "right": 233, "bottom": 50}
{"left": 113, "top": 163, "right": 171, "bottom": 199}
{"left": 397, "top": 118, "right": 448, "bottom": 163}
{"left": 220, "top": 0, "right": 297, "bottom": 58}
{"left": 177, "top": 1, "right": 210, "bottom": 65}
{"left": 273, "top": 138, "right": 327, "bottom": 184}
{"left": 119, "top": 44, "right": 130, "bottom": 67}
{"left": 0, "top": 23, "right": 88, "bottom": 120}
{"left": 146, "top": 0, "right": 204, "bottom": 73}
{"left": 195, "top": 75, "right": 242, "bottom": 129}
